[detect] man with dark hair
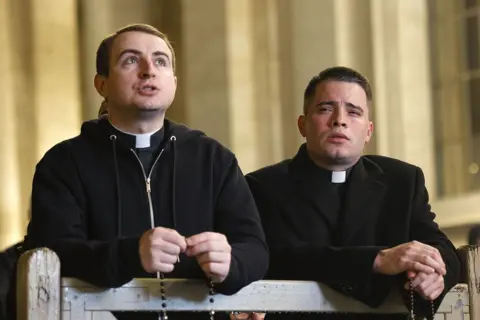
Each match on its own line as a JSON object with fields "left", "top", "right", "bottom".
{"left": 246, "top": 66, "right": 460, "bottom": 319}
{"left": 25, "top": 23, "right": 269, "bottom": 320}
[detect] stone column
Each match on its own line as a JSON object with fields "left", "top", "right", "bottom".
{"left": 181, "top": 0, "right": 264, "bottom": 173}
{"left": 371, "top": 0, "right": 437, "bottom": 195}
{"left": 0, "top": 0, "right": 22, "bottom": 248}
{"left": 429, "top": 0, "right": 471, "bottom": 196}
{"left": 30, "top": 0, "right": 82, "bottom": 159}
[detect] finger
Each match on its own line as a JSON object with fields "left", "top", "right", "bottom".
{"left": 419, "top": 255, "right": 446, "bottom": 275}
{"left": 186, "top": 232, "right": 226, "bottom": 246}
{"left": 417, "top": 283, "right": 439, "bottom": 300}
{"left": 230, "top": 313, "right": 247, "bottom": 320}
{"left": 251, "top": 313, "right": 266, "bottom": 320}
{"left": 427, "top": 287, "right": 444, "bottom": 301}
{"left": 155, "top": 262, "right": 175, "bottom": 274}
{"left": 196, "top": 251, "right": 230, "bottom": 265}
{"left": 186, "top": 240, "right": 231, "bottom": 257}
{"left": 155, "top": 252, "right": 180, "bottom": 264}
{"left": 407, "top": 261, "right": 435, "bottom": 274}
{"left": 410, "top": 272, "right": 429, "bottom": 288}
{"left": 407, "top": 271, "right": 416, "bottom": 279}
{"left": 420, "top": 275, "right": 444, "bottom": 300}
{"left": 145, "top": 260, "right": 175, "bottom": 274}
{"left": 151, "top": 240, "right": 182, "bottom": 256}
{"left": 412, "top": 273, "right": 437, "bottom": 290}
{"left": 405, "top": 253, "right": 445, "bottom": 275}
{"left": 410, "top": 241, "right": 438, "bottom": 255}
{"left": 409, "top": 242, "right": 445, "bottom": 269}
{"left": 199, "top": 261, "right": 230, "bottom": 278}
{"left": 153, "top": 228, "right": 187, "bottom": 252}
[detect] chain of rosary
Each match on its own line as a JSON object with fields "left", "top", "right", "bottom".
{"left": 159, "top": 272, "right": 168, "bottom": 320}
{"left": 208, "top": 277, "right": 216, "bottom": 320}
{"left": 157, "top": 274, "right": 215, "bottom": 319}
{"left": 409, "top": 279, "right": 435, "bottom": 320}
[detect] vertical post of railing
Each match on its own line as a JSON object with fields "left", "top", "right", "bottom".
{"left": 16, "top": 247, "right": 61, "bottom": 320}
{"left": 458, "top": 245, "right": 480, "bottom": 319}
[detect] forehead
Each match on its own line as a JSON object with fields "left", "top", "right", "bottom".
{"left": 110, "top": 31, "right": 172, "bottom": 60}
{"left": 314, "top": 80, "right": 368, "bottom": 106}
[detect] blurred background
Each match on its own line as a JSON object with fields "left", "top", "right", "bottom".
{"left": 0, "top": 0, "right": 479, "bottom": 250}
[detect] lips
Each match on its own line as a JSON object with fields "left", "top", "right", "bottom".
{"left": 139, "top": 84, "right": 158, "bottom": 91}
{"left": 137, "top": 84, "right": 159, "bottom": 95}
{"left": 329, "top": 132, "right": 349, "bottom": 140}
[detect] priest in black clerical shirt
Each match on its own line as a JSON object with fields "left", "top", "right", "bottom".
{"left": 246, "top": 67, "right": 460, "bottom": 319}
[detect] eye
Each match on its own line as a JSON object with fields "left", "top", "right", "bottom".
{"left": 124, "top": 57, "right": 138, "bottom": 64}
{"left": 349, "top": 111, "right": 361, "bottom": 116}
{"left": 155, "top": 57, "right": 167, "bottom": 66}
{"left": 317, "top": 106, "right": 332, "bottom": 113}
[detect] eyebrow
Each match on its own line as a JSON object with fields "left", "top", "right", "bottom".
{"left": 116, "top": 49, "right": 171, "bottom": 62}
{"left": 316, "top": 100, "right": 364, "bottom": 112}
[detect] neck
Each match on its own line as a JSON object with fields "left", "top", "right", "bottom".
{"left": 306, "top": 148, "right": 358, "bottom": 172}
{"left": 107, "top": 110, "right": 165, "bottom": 134}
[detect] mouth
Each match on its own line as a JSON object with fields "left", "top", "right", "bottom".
{"left": 328, "top": 133, "right": 349, "bottom": 140}
{"left": 139, "top": 84, "right": 158, "bottom": 91}
{"left": 137, "top": 84, "right": 159, "bottom": 95}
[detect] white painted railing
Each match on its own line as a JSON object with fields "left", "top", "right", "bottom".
{"left": 15, "top": 246, "right": 480, "bottom": 319}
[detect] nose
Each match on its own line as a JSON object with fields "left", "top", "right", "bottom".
{"left": 139, "top": 60, "right": 156, "bottom": 79}
{"left": 331, "top": 108, "right": 347, "bottom": 128}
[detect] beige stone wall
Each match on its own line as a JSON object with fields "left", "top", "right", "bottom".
{"left": 0, "top": 0, "right": 478, "bottom": 249}
{"left": 0, "top": 0, "right": 82, "bottom": 248}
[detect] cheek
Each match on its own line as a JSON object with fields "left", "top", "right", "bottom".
{"left": 108, "top": 76, "right": 133, "bottom": 94}
{"left": 308, "top": 117, "right": 329, "bottom": 134}
{"left": 160, "top": 73, "right": 176, "bottom": 88}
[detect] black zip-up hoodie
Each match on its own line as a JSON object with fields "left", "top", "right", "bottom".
{"left": 25, "top": 118, "right": 269, "bottom": 317}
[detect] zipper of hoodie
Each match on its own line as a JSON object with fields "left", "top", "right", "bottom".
{"left": 129, "top": 142, "right": 175, "bottom": 320}
{"left": 130, "top": 148, "right": 165, "bottom": 230}
{"left": 130, "top": 148, "right": 167, "bottom": 288}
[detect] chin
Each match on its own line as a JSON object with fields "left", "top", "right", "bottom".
{"left": 138, "top": 106, "right": 162, "bottom": 111}
{"left": 135, "top": 104, "right": 165, "bottom": 112}
{"left": 325, "top": 149, "right": 351, "bottom": 162}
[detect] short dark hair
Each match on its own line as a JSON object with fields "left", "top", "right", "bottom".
{"left": 468, "top": 225, "right": 480, "bottom": 245}
{"left": 96, "top": 23, "right": 176, "bottom": 77}
{"left": 303, "top": 66, "right": 373, "bottom": 114}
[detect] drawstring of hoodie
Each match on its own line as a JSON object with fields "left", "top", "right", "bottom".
{"left": 109, "top": 134, "right": 178, "bottom": 237}
{"left": 109, "top": 135, "right": 123, "bottom": 237}
{"left": 170, "top": 135, "right": 177, "bottom": 230}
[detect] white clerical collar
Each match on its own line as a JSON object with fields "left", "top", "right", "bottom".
{"left": 110, "top": 122, "right": 157, "bottom": 148}
{"left": 331, "top": 171, "right": 346, "bottom": 183}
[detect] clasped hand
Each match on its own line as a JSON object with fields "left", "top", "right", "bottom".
{"left": 139, "top": 227, "right": 231, "bottom": 283}
{"left": 373, "top": 240, "right": 445, "bottom": 300}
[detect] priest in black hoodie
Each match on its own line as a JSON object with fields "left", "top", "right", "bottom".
{"left": 25, "top": 23, "right": 268, "bottom": 320}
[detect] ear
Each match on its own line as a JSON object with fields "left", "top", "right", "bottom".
{"left": 94, "top": 74, "right": 108, "bottom": 98}
{"left": 298, "top": 115, "right": 306, "bottom": 137}
{"left": 365, "top": 121, "right": 374, "bottom": 144}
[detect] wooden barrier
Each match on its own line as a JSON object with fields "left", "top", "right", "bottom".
{"left": 458, "top": 245, "right": 480, "bottom": 318}
{"left": 16, "top": 246, "right": 479, "bottom": 320}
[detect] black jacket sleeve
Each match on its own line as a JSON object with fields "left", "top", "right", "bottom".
{"left": 25, "top": 144, "right": 144, "bottom": 288}
{"left": 212, "top": 155, "right": 269, "bottom": 295}
{"left": 246, "top": 174, "right": 394, "bottom": 308}
{"left": 401, "top": 167, "right": 461, "bottom": 317}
